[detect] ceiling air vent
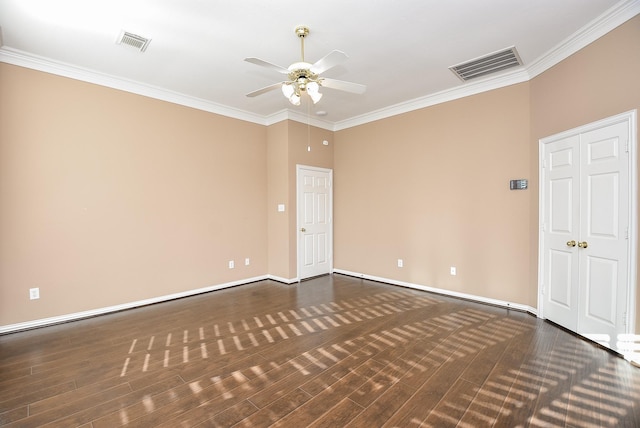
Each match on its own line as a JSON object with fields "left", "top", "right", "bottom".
{"left": 449, "top": 46, "right": 522, "bottom": 82}
{"left": 116, "top": 31, "right": 151, "bottom": 52}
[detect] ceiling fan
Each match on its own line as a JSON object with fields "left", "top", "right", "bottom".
{"left": 244, "top": 25, "right": 366, "bottom": 106}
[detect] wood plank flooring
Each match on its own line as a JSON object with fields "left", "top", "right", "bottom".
{"left": 1, "top": 274, "right": 639, "bottom": 427}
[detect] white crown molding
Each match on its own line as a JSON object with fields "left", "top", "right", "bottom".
{"left": 1, "top": 1, "right": 637, "bottom": 131}
{"left": 333, "top": 69, "right": 531, "bottom": 131}
{"left": 527, "top": 0, "right": 640, "bottom": 79}
{"left": 334, "top": 0, "right": 639, "bottom": 131}
{"left": 285, "top": 110, "right": 336, "bottom": 131}
{"left": 260, "top": 110, "right": 334, "bottom": 131}
{"left": 0, "top": 46, "right": 269, "bottom": 126}
{"left": 263, "top": 109, "right": 291, "bottom": 126}
{"left": 0, "top": 47, "right": 338, "bottom": 131}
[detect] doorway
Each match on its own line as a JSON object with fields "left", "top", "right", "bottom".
{"left": 539, "top": 110, "right": 637, "bottom": 354}
{"left": 297, "top": 165, "right": 333, "bottom": 280}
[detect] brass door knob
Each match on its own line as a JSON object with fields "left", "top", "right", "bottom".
{"left": 578, "top": 241, "right": 588, "bottom": 248}
{"left": 566, "top": 240, "right": 576, "bottom": 247}
{"left": 300, "top": 228, "right": 306, "bottom": 232}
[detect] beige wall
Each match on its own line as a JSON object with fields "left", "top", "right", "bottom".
{"left": 0, "top": 64, "right": 267, "bottom": 325}
{"left": 286, "top": 121, "right": 334, "bottom": 279}
{"left": 1, "top": 16, "right": 638, "bottom": 331}
{"left": 334, "top": 84, "right": 531, "bottom": 304}
{"left": 266, "top": 120, "right": 334, "bottom": 280}
{"left": 266, "top": 121, "right": 289, "bottom": 279}
{"left": 529, "top": 15, "right": 640, "bottom": 330}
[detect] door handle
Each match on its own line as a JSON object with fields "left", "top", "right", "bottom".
{"left": 300, "top": 228, "right": 306, "bottom": 232}
{"left": 566, "top": 240, "right": 576, "bottom": 247}
{"left": 578, "top": 241, "right": 588, "bottom": 248}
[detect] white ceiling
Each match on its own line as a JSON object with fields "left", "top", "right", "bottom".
{"left": 0, "top": 0, "right": 638, "bottom": 130}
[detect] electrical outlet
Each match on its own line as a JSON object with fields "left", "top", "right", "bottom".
{"left": 397, "top": 259, "right": 403, "bottom": 268}
{"left": 29, "top": 288, "right": 40, "bottom": 300}
{"left": 228, "top": 260, "right": 235, "bottom": 269}
{"left": 245, "top": 258, "right": 250, "bottom": 266}
{"left": 450, "top": 266, "right": 457, "bottom": 276}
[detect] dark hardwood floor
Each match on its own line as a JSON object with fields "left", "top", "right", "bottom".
{"left": 1, "top": 274, "right": 639, "bottom": 427}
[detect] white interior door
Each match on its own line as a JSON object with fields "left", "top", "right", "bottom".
{"left": 541, "top": 134, "right": 581, "bottom": 331}
{"left": 297, "top": 165, "right": 332, "bottom": 280}
{"left": 540, "top": 111, "right": 636, "bottom": 350}
{"left": 577, "top": 121, "right": 630, "bottom": 341}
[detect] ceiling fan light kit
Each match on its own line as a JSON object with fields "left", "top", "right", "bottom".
{"left": 245, "top": 25, "right": 365, "bottom": 106}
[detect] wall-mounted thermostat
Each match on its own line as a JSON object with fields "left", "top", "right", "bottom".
{"left": 510, "top": 179, "right": 528, "bottom": 190}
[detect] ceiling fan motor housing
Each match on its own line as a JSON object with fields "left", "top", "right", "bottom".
{"left": 288, "top": 67, "right": 320, "bottom": 91}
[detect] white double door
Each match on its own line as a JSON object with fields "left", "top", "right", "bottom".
{"left": 540, "top": 111, "right": 635, "bottom": 346}
{"left": 297, "top": 165, "right": 332, "bottom": 280}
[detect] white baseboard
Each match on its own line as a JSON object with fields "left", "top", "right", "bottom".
{"left": 266, "top": 275, "right": 299, "bottom": 284}
{"left": 0, "top": 275, "right": 269, "bottom": 335}
{"left": 1, "top": 270, "right": 539, "bottom": 335}
{"left": 332, "top": 269, "right": 537, "bottom": 316}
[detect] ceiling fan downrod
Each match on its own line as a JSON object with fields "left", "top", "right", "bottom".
{"left": 295, "top": 25, "right": 309, "bottom": 62}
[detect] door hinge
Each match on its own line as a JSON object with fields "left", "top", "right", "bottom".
{"left": 625, "top": 141, "right": 629, "bottom": 153}
{"left": 626, "top": 227, "right": 629, "bottom": 240}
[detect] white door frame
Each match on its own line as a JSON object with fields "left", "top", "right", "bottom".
{"left": 296, "top": 164, "right": 333, "bottom": 280}
{"left": 538, "top": 110, "right": 638, "bottom": 347}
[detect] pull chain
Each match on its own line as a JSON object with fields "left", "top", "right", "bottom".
{"left": 307, "top": 101, "right": 311, "bottom": 152}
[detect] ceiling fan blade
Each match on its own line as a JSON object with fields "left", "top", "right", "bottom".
{"left": 310, "top": 50, "right": 348, "bottom": 74}
{"left": 244, "top": 57, "right": 290, "bottom": 74}
{"left": 320, "top": 78, "right": 366, "bottom": 94}
{"left": 246, "top": 82, "right": 283, "bottom": 98}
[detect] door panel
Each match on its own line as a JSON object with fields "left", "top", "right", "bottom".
{"left": 303, "top": 234, "right": 314, "bottom": 266}
{"left": 587, "top": 173, "right": 617, "bottom": 237}
{"left": 550, "top": 178, "right": 573, "bottom": 233}
{"left": 317, "top": 233, "right": 327, "bottom": 264}
{"left": 584, "top": 255, "right": 617, "bottom": 325}
{"left": 548, "top": 250, "right": 573, "bottom": 305}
